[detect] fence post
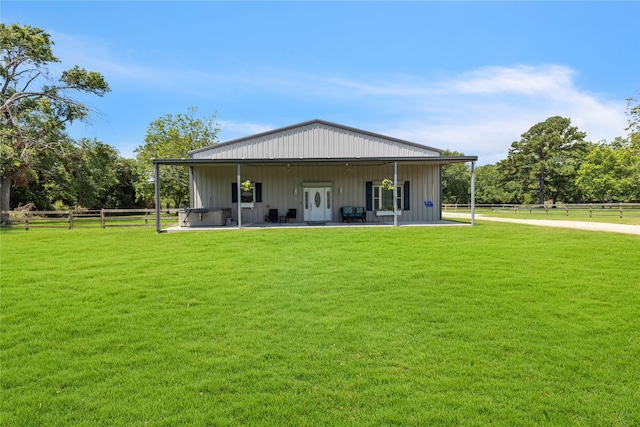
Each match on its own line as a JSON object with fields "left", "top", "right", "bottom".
{"left": 25, "top": 217, "right": 29, "bottom": 231}
{"left": 589, "top": 204, "right": 593, "bottom": 217}
{"left": 565, "top": 205, "right": 569, "bottom": 216}
{"left": 620, "top": 203, "right": 623, "bottom": 218}
{"left": 545, "top": 205, "right": 548, "bottom": 215}
{"left": 101, "top": 209, "right": 105, "bottom": 228}
{"left": 145, "top": 210, "right": 149, "bottom": 225}
{"left": 68, "top": 210, "right": 73, "bottom": 229}
{"left": 514, "top": 205, "right": 518, "bottom": 214}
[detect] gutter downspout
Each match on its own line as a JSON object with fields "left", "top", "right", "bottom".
{"left": 154, "top": 161, "right": 161, "bottom": 233}
{"left": 237, "top": 163, "right": 242, "bottom": 229}
{"left": 393, "top": 161, "right": 398, "bottom": 227}
{"left": 471, "top": 160, "right": 476, "bottom": 226}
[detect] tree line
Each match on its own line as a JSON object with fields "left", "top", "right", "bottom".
{"left": 2, "top": 23, "right": 639, "bottom": 218}
{"left": 442, "top": 107, "right": 640, "bottom": 205}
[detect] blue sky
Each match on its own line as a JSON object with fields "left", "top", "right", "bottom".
{"left": 2, "top": 1, "right": 639, "bottom": 164}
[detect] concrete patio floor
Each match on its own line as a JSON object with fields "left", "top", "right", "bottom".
{"left": 164, "top": 219, "right": 468, "bottom": 232}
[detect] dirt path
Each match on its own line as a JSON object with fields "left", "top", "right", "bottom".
{"left": 443, "top": 213, "right": 640, "bottom": 236}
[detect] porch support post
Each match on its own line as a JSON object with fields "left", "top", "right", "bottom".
{"left": 393, "top": 161, "right": 398, "bottom": 227}
{"left": 154, "top": 161, "right": 161, "bottom": 233}
{"left": 188, "top": 166, "right": 194, "bottom": 207}
{"left": 237, "top": 163, "right": 242, "bottom": 229}
{"left": 470, "top": 160, "right": 476, "bottom": 226}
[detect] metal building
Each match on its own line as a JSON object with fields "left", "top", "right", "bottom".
{"left": 153, "top": 119, "right": 477, "bottom": 231}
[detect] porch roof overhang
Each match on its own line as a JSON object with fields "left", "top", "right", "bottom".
{"left": 152, "top": 155, "right": 478, "bottom": 167}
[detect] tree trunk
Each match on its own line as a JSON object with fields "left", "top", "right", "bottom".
{"left": 0, "top": 176, "right": 11, "bottom": 225}
{"left": 538, "top": 170, "right": 545, "bottom": 205}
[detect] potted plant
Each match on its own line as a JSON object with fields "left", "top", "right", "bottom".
{"left": 381, "top": 178, "right": 394, "bottom": 191}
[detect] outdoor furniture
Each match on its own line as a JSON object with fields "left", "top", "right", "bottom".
{"left": 340, "top": 206, "right": 366, "bottom": 223}
{"left": 286, "top": 209, "right": 297, "bottom": 222}
{"left": 266, "top": 209, "right": 278, "bottom": 223}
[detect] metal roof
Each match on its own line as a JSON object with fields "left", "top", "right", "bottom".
{"left": 189, "top": 119, "right": 449, "bottom": 160}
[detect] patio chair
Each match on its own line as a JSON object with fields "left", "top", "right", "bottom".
{"left": 267, "top": 209, "right": 279, "bottom": 223}
{"left": 286, "top": 209, "right": 297, "bottom": 222}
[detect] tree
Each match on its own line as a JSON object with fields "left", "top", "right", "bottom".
{"left": 475, "top": 163, "right": 520, "bottom": 204}
{"left": 9, "top": 139, "right": 143, "bottom": 210}
{"left": 135, "top": 106, "right": 219, "bottom": 208}
{"left": 0, "top": 23, "right": 109, "bottom": 219}
{"left": 110, "top": 158, "right": 146, "bottom": 208}
{"left": 576, "top": 138, "right": 639, "bottom": 202}
{"left": 577, "top": 97, "right": 640, "bottom": 203}
{"left": 501, "top": 116, "right": 588, "bottom": 205}
{"left": 441, "top": 150, "right": 471, "bottom": 204}
{"left": 72, "top": 139, "right": 121, "bottom": 208}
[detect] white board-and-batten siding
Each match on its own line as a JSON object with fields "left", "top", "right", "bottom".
{"left": 190, "top": 121, "right": 441, "bottom": 160}
{"left": 191, "top": 163, "right": 441, "bottom": 223}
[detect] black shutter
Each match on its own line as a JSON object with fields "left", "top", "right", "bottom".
{"left": 365, "top": 181, "right": 373, "bottom": 211}
{"left": 403, "top": 181, "right": 410, "bottom": 210}
{"left": 231, "top": 183, "right": 238, "bottom": 203}
{"left": 255, "top": 182, "right": 262, "bottom": 203}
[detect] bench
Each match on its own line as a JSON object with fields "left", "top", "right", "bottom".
{"left": 340, "top": 206, "right": 367, "bottom": 223}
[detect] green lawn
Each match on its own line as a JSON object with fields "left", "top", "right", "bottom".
{"left": 1, "top": 224, "right": 639, "bottom": 426}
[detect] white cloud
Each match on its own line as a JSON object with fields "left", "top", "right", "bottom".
{"left": 216, "top": 120, "right": 274, "bottom": 142}
{"left": 313, "top": 65, "right": 628, "bottom": 165}
{"left": 451, "top": 65, "right": 576, "bottom": 97}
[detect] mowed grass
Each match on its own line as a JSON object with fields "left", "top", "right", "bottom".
{"left": 1, "top": 224, "right": 639, "bottom": 426}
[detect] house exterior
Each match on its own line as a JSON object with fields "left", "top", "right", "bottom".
{"left": 152, "top": 119, "right": 477, "bottom": 231}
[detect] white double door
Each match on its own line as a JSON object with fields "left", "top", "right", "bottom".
{"left": 303, "top": 186, "right": 332, "bottom": 222}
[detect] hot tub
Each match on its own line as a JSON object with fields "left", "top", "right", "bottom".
{"left": 178, "top": 208, "right": 232, "bottom": 227}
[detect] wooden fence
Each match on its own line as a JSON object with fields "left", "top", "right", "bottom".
{"left": 443, "top": 203, "right": 640, "bottom": 219}
{"left": 0, "top": 209, "right": 179, "bottom": 230}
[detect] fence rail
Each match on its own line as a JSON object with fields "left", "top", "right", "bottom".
{"left": 3, "top": 203, "right": 640, "bottom": 230}
{"left": 443, "top": 203, "right": 640, "bottom": 218}
{"left": 0, "top": 208, "right": 179, "bottom": 230}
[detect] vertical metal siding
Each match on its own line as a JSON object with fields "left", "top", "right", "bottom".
{"left": 190, "top": 162, "right": 442, "bottom": 224}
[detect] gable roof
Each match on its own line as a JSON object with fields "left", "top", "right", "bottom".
{"left": 189, "top": 119, "right": 444, "bottom": 160}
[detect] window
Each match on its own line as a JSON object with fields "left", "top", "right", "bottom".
{"left": 373, "top": 183, "right": 403, "bottom": 210}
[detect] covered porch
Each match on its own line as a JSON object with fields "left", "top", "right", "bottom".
{"left": 152, "top": 157, "right": 478, "bottom": 233}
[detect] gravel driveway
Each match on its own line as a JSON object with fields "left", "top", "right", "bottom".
{"left": 443, "top": 213, "right": 640, "bottom": 236}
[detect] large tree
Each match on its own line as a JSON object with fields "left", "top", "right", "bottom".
{"left": 501, "top": 116, "right": 588, "bottom": 205}
{"left": 0, "top": 23, "right": 109, "bottom": 218}
{"left": 135, "top": 106, "right": 219, "bottom": 208}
